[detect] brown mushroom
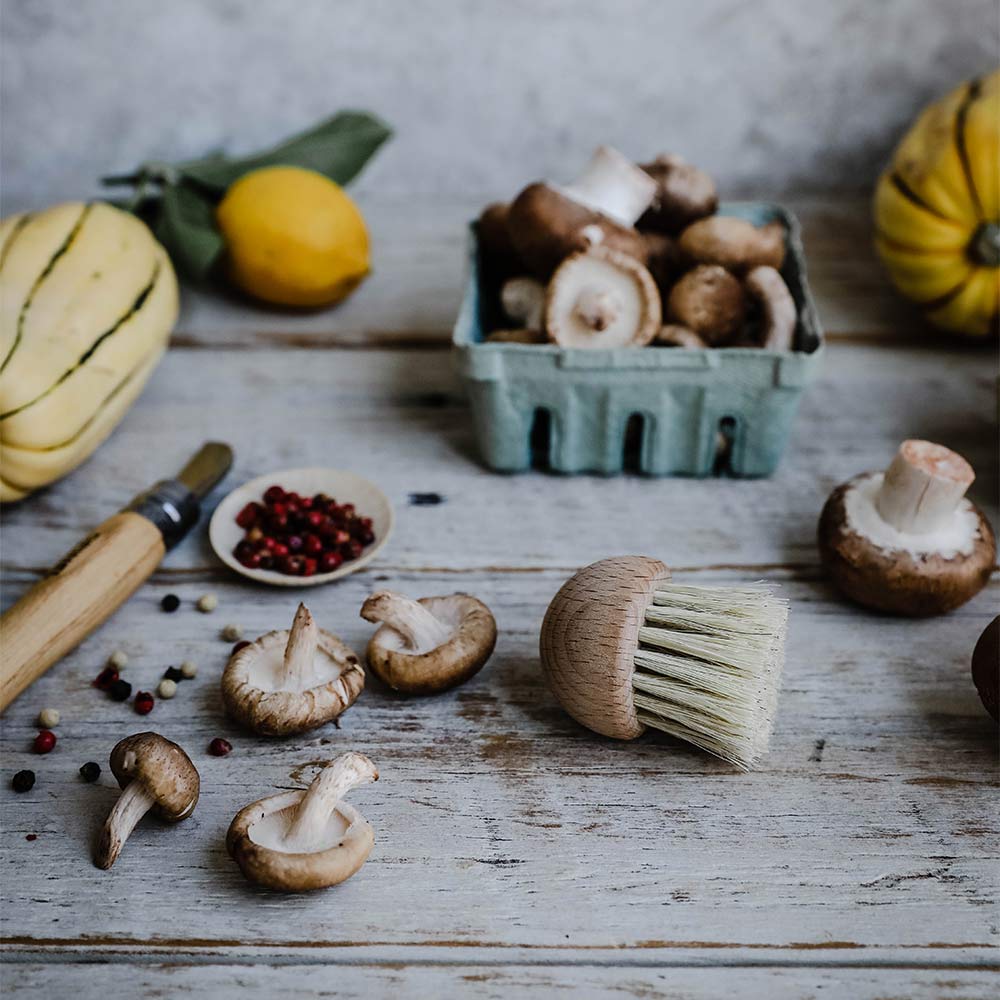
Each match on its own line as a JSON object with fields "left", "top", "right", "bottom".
{"left": 95, "top": 732, "right": 199, "bottom": 869}
{"left": 744, "top": 265, "right": 797, "bottom": 351}
{"left": 227, "top": 752, "right": 378, "bottom": 892}
{"left": 544, "top": 246, "right": 661, "bottom": 349}
{"left": 678, "top": 216, "right": 786, "bottom": 273}
{"left": 638, "top": 153, "right": 718, "bottom": 234}
{"left": 221, "top": 603, "right": 365, "bottom": 736}
{"left": 666, "top": 264, "right": 746, "bottom": 344}
{"left": 361, "top": 590, "right": 497, "bottom": 695}
{"left": 971, "top": 617, "right": 999, "bottom": 723}
{"left": 655, "top": 324, "right": 708, "bottom": 348}
{"left": 818, "top": 440, "right": 996, "bottom": 616}
{"left": 506, "top": 146, "right": 655, "bottom": 279}
{"left": 500, "top": 276, "right": 546, "bottom": 331}
{"left": 642, "top": 230, "right": 682, "bottom": 290}
{"left": 476, "top": 201, "right": 519, "bottom": 272}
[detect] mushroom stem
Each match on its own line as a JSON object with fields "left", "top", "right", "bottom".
{"left": 573, "top": 288, "right": 621, "bottom": 332}
{"left": 501, "top": 277, "right": 545, "bottom": 330}
{"left": 360, "top": 591, "right": 452, "bottom": 653}
{"left": 284, "top": 752, "right": 378, "bottom": 853}
{"left": 876, "top": 440, "right": 975, "bottom": 534}
{"left": 95, "top": 781, "right": 156, "bottom": 869}
{"left": 559, "top": 145, "right": 657, "bottom": 227}
{"left": 282, "top": 603, "right": 318, "bottom": 689}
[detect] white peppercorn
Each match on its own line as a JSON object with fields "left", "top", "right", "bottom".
{"left": 157, "top": 679, "right": 178, "bottom": 700}
{"left": 221, "top": 624, "right": 243, "bottom": 642}
{"left": 108, "top": 650, "right": 128, "bottom": 670}
{"left": 180, "top": 660, "right": 198, "bottom": 679}
{"left": 196, "top": 593, "right": 218, "bottom": 613}
{"left": 37, "top": 708, "right": 60, "bottom": 729}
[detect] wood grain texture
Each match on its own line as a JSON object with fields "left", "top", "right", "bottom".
{"left": 0, "top": 282, "right": 997, "bottom": 995}
{"left": 3, "top": 962, "right": 998, "bottom": 999}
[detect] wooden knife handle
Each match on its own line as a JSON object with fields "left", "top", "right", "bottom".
{"left": 0, "top": 511, "right": 165, "bottom": 712}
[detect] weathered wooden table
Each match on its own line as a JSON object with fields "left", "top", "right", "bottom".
{"left": 2, "top": 197, "right": 997, "bottom": 999}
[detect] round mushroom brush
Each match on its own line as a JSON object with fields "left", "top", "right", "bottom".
{"left": 540, "top": 556, "right": 788, "bottom": 771}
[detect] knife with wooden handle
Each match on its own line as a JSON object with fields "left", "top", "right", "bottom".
{"left": 0, "top": 442, "right": 233, "bottom": 712}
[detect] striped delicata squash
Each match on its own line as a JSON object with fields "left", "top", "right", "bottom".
{"left": 874, "top": 69, "right": 999, "bottom": 338}
{"left": 0, "top": 202, "right": 178, "bottom": 501}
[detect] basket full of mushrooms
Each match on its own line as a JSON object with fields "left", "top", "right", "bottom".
{"left": 452, "top": 146, "right": 823, "bottom": 477}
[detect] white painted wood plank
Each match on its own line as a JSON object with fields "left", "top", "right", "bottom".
{"left": 1, "top": 570, "right": 996, "bottom": 964}
{"left": 3, "top": 961, "right": 997, "bottom": 999}
{"left": 1, "top": 342, "right": 995, "bottom": 576}
{"left": 166, "top": 197, "right": 944, "bottom": 347}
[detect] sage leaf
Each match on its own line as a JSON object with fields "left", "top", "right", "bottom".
{"left": 177, "top": 111, "right": 392, "bottom": 192}
{"left": 154, "top": 182, "right": 225, "bottom": 281}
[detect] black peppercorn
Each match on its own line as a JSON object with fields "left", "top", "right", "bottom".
{"left": 11, "top": 770, "right": 35, "bottom": 793}
{"left": 79, "top": 762, "right": 101, "bottom": 783}
{"left": 108, "top": 678, "right": 133, "bottom": 702}
{"left": 163, "top": 666, "right": 184, "bottom": 683}
{"left": 160, "top": 593, "right": 181, "bottom": 613}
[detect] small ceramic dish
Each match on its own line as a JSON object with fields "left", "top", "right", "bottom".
{"left": 210, "top": 467, "right": 393, "bottom": 587}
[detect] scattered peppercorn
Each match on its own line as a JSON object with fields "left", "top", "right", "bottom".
{"left": 11, "top": 770, "right": 35, "bottom": 792}
{"left": 94, "top": 666, "right": 120, "bottom": 690}
{"left": 33, "top": 730, "right": 56, "bottom": 754}
{"left": 25, "top": 834, "right": 37, "bottom": 841}
{"left": 37, "top": 707, "right": 60, "bottom": 729}
{"left": 79, "top": 761, "right": 101, "bottom": 783}
{"left": 108, "top": 650, "right": 128, "bottom": 670}
{"left": 161, "top": 594, "right": 181, "bottom": 613}
{"left": 409, "top": 492, "right": 445, "bottom": 506}
{"left": 157, "top": 678, "right": 178, "bottom": 700}
{"left": 221, "top": 624, "right": 243, "bottom": 642}
{"left": 134, "top": 691, "right": 155, "bottom": 715}
{"left": 180, "top": 660, "right": 198, "bottom": 679}
{"left": 231, "top": 640, "right": 250, "bottom": 656}
{"left": 208, "top": 737, "right": 232, "bottom": 756}
{"left": 196, "top": 592, "right": 218, "bottom": 613}
{"left": 108, "top": 678, "right": 133, "bottom": 702}
{"left": 163, "top": 666, "right": 185, "bottom": 683}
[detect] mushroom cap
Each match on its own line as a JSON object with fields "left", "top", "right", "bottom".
{"left": 666, "top": 264, "right": 746, "bottom": 343}
{"left": 506, "top": 182, "right": 649, "bottom": 280}
{"left": 108, "top": 733, "right": 200, "bottom": 822}
{"left": 818, "top": 473, "right": 996, "bottom": 616}
{"left": 221, "top": 627, "right": 365, "bottom": 736}
{"left": 678, "top": 215, "right": 786, "bottom": 273}
{"left": 364, "top": 593, "right": 497, "bottom": 695}
{"left": 545, "top": 247, "right": 661, "bottom": 349}
{"left": 638, "top": 154, "right": 719, "bottom": 235}
{"left": 226, "top": 755, "right": 377, "bottom": 892}
{"left": 971, "top": 616, "right": 999, "bottom": 723}
{"left": 540, "top": 556, "right": 671, "bottom": 739}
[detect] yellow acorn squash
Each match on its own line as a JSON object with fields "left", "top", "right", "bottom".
{"left": 874, "top": 70, "right": 999, "bottom": 338}
{"left": 0, "top": 202, "right": 178, "bottom": 501}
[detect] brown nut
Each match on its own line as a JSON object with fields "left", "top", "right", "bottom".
{"left": 666, "top": 264, "right": 746, "bottom": 344}
{"left": 361, "top": 591, "right": 497, "bottom": 695}
{"left": 678, "top": 216, "right": 786, "bottom": 273}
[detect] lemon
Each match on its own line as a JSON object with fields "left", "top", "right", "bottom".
{"left": 216, "top": 166, "right": 370, "bottom": 308}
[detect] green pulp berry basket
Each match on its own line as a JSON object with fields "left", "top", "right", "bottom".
{"left": 452, "top": 203, "right": 823, "bottom": 478}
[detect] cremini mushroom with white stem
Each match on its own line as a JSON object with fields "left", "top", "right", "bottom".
{"left": 227, "top": 752, "right": 378, "bottom": 892}
{"left": 95, "top": 732, "right": 199, "bottom": 870}
{"left": 506, "top": 145, "right": 655, "bottom": 279}
{"left": 221, "top": 603, "right": 364, "bottom": 735}
{"left": 545, "top": 246, "right": 661, "bottom": 349}
{"left": 819, "top": 440, "right": 996, "bottom": 616}
{"left": 361, "top": 590, "right": 497, "bottom": 695}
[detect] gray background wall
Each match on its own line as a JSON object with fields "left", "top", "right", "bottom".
{"left": 1, "top": 0, "right": 997, "bottom": 213}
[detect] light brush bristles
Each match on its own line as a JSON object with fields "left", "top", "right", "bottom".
{"left": 632, "top": 584, "right": 788, "bottom": 770}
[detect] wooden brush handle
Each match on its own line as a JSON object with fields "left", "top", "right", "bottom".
{"left": 0, "top": 512, "right": 165, "bottom": 712}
